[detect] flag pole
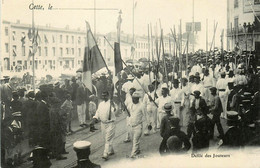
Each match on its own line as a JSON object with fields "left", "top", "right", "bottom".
{"left": 104, "top": 36, "right": 158, "bottom": 107}
{"left": 179, "top": 19, "right": 182, "bottom": 88}
{"left": 32, "top": 0, "right": 35, "bottom": 92}
{"left": 148, "top": 24, "right": 151, "bottom": 83}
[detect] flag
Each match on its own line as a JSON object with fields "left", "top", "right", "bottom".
{"left": 114, "top": 42, "right": 123, "bottom": 74}
{"left": 134, "top": 1, "right": 137, "bottom": 8}
{"left": 82, "top": 21, "right": 106, "bottom": 92}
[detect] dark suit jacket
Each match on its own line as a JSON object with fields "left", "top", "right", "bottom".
{"left": 73, "top": 160, "right": 101, "bottom": 168}
{"left": 75, "top": 84, "right": 87, "bottom": 105}
{"left": 190, "top": 97, "right": 209, "bottom": 122}
{"left": 222, "top": 126, "right": 243, "bottom": 148}
{"left": 36, "top": 100, "right": 51, "bottom": 147}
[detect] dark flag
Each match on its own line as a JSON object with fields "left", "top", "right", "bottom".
{"left": 114, "top": 42, "right": 123, "bottom": 75}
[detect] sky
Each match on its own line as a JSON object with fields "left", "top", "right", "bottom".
{"left": 1, "top": 0, "right": 227, "bottom": 50}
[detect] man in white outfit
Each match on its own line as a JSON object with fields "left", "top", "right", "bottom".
{"left": 216, "top": 71, "right": 228, "bottom": 119}
{"left": 127, "top": 92, "right": 147, "bottom": 158}
{"left": 143, "top": 84, "right": 158, "bottom": 135}
{"left": 93, "top": 91, "right": 117, "bottom": 160}
{"left": 170, "top": 79, "right": 182, "bottom": 118}
{"left": 155, "top": 84, "right": 172, "bottom": 129}
{"left": 123, "top": 87, "right": 136, "bottom": 143}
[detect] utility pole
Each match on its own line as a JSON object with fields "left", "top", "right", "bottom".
{"left": 192, "top": 0, "right": 195, "bottom": 53}
{"left": 32, "top": 0, "right": 35, "bottom": 92}
{"left": 94, "top": 0, "right": 96, "bottom": 38}
{"left": 206, "top": 19, "right": 208, "bottom": 67}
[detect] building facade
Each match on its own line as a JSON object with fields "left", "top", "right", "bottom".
{"left": 1, "top": 20, "right": 172, "bottom": 76}
{"left": 227, "top": 0, "right": 260, "bottom": 54}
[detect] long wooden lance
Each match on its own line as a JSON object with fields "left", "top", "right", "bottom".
{"left": 104, "top": 36, "right": 158, "bottom": 108}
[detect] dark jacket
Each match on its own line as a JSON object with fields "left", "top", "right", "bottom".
{"left": 222, "top": 126, "right": 243, "bottom": 148}
{"left": 190, "top": 97, "right": 209, "bottom": 123}
{"left": 75, "top": 84, "right": 87, "bottom": 105}
{"left": 36, "top": 100, "right": 51, "bottom": 148}
{"left": 209, "top": 95, "right": 222, "bottom": 116}
{"left": 71, "top": 82, "right": 79, "bottom": 101}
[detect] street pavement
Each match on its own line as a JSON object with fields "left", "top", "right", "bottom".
{"left": 18, "top": 113, "right": 228, "bottom": 168}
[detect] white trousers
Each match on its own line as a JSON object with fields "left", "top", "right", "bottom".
{"left": 101, "top": 122, "right": 115, "bottom": 156}
{"left": 219, "top": 92, "right": 227, "bottom": 118}
{"left": 131, "top": 124, "right": 143, "bottom": 156}
{"left": 144, "top": 106, "right": 157, "bottom": 134}
{"left": 125, "top": 116, "right": 131, "bottom": 141}
{"left": 77, "top": 102, "right": 86, "bottom": 125}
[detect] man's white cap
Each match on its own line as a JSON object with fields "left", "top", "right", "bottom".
{"left": 73, "top": 141, "right": 91, "bottom": 149}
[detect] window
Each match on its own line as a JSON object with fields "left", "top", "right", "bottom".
{"left": 52, "top": 47, "right": 56, "bottom": 56}
{"left": 22, "top": 46, "right": 25, "bottom": 56}
{"left": 24, "top": 61, "right": 27, "bottom": 69}
{"left": 13, "top": 62, "right": 16, "bottom": 66}
{"left": 104, "top": 39, "right": 106, "bottom": 46}
{"left": 45, "top": 60, "right": 47, "bottom": 65}
{"left": 52, "top": 35, "right": 55, "bottom": 43}
{"left": 78, "top": 60, "right": 80, "bottom": 64}
{"left": 38, "top": 47, "right": 41, "bottom": 56}
{"left": 72, "top": 60, "right": 74, "bottom": 68}
{"left": 60, "top": 47, "right": 63, "bottom": 56}
{"left": 5, "top": 43, "right": 9, "bottom": 53}
{"left": 60, "top": 35, "right": 63, "bottom": 43}
{"left": 71, "top": 36, "right": 74, "bottom": 44}
{"left": 44, "top": 47, "right": 48, "bottom": 56}
{"left": 5, "top": 27, "right": 8, "bottom": 36}
{"left": 234, "top": 0, "right": 238, "bottom": 8}
{"left": 104, "top": 49, "right": 106, "bottom": 58}
{"left": 78, "top": 48, "right": 81, "bottom": 57}
{"left": 66, "top": 35, "right": 69, "bottom": 43}
{"left": 66, "top": 48, "right": 69, "bottom": 54}
{"left": 60, "top": 61, "right": 62, "bottom": 66}
{"left": 13, "top": 45, "right": 17, "bottom": 56}
{"left": 30, "top": 61, "right": 32, "bottom": 65}
{"left": 12, "top": 31, "right": 16, "bottom": 41}
{"left": 71, "top": 48, "right": 74, "bottom": 55}
{"left": 255, "top": 0, "right": 260, "bottom": 4}
{"left": 78, "top": 37, "right": 81, "bottom": 44}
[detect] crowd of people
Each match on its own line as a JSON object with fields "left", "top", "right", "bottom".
{"left": 1, "top": 49, "right": 260, "bottom": 167}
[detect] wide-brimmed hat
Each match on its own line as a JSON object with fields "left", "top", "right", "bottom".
{"left": 163, "top": 103, "right": 173, "bottom": 111}
{"left": 226, "top": 111, "right": 241, "bottom": 121}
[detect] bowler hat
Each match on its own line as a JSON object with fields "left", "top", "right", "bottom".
{"left": 166, "top": 136, "right": 182, "bottom": 152}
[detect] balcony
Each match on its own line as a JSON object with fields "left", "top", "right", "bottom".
{"left": 227, "top": 22, "right": 260, "bottom": 37}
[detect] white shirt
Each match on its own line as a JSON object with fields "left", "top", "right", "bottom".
{"left": 191, "top": 83, "right": 204, "bottom": 95}
{"left": 143, "top": 91, "right": 157, "bottom": 110}
{"left": 170, "top": 87, "right": 182, "bottom": 102}
{"left": 127, "top": 102, "right": 146, "bottom": 126}
{"left": 155, "top": 96, "right": 172, "bottom": 113}
{"left": 191, "top": 65, "right": 202, "bottom": 74}
{"left": 203, "top": 76, "right": 214, "bottom": 87}
{"left": 94, "top": 100, "right": 116, "bottom": 122}
{"left": 216, "top": 78, "right": 228, "bottom": 90}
